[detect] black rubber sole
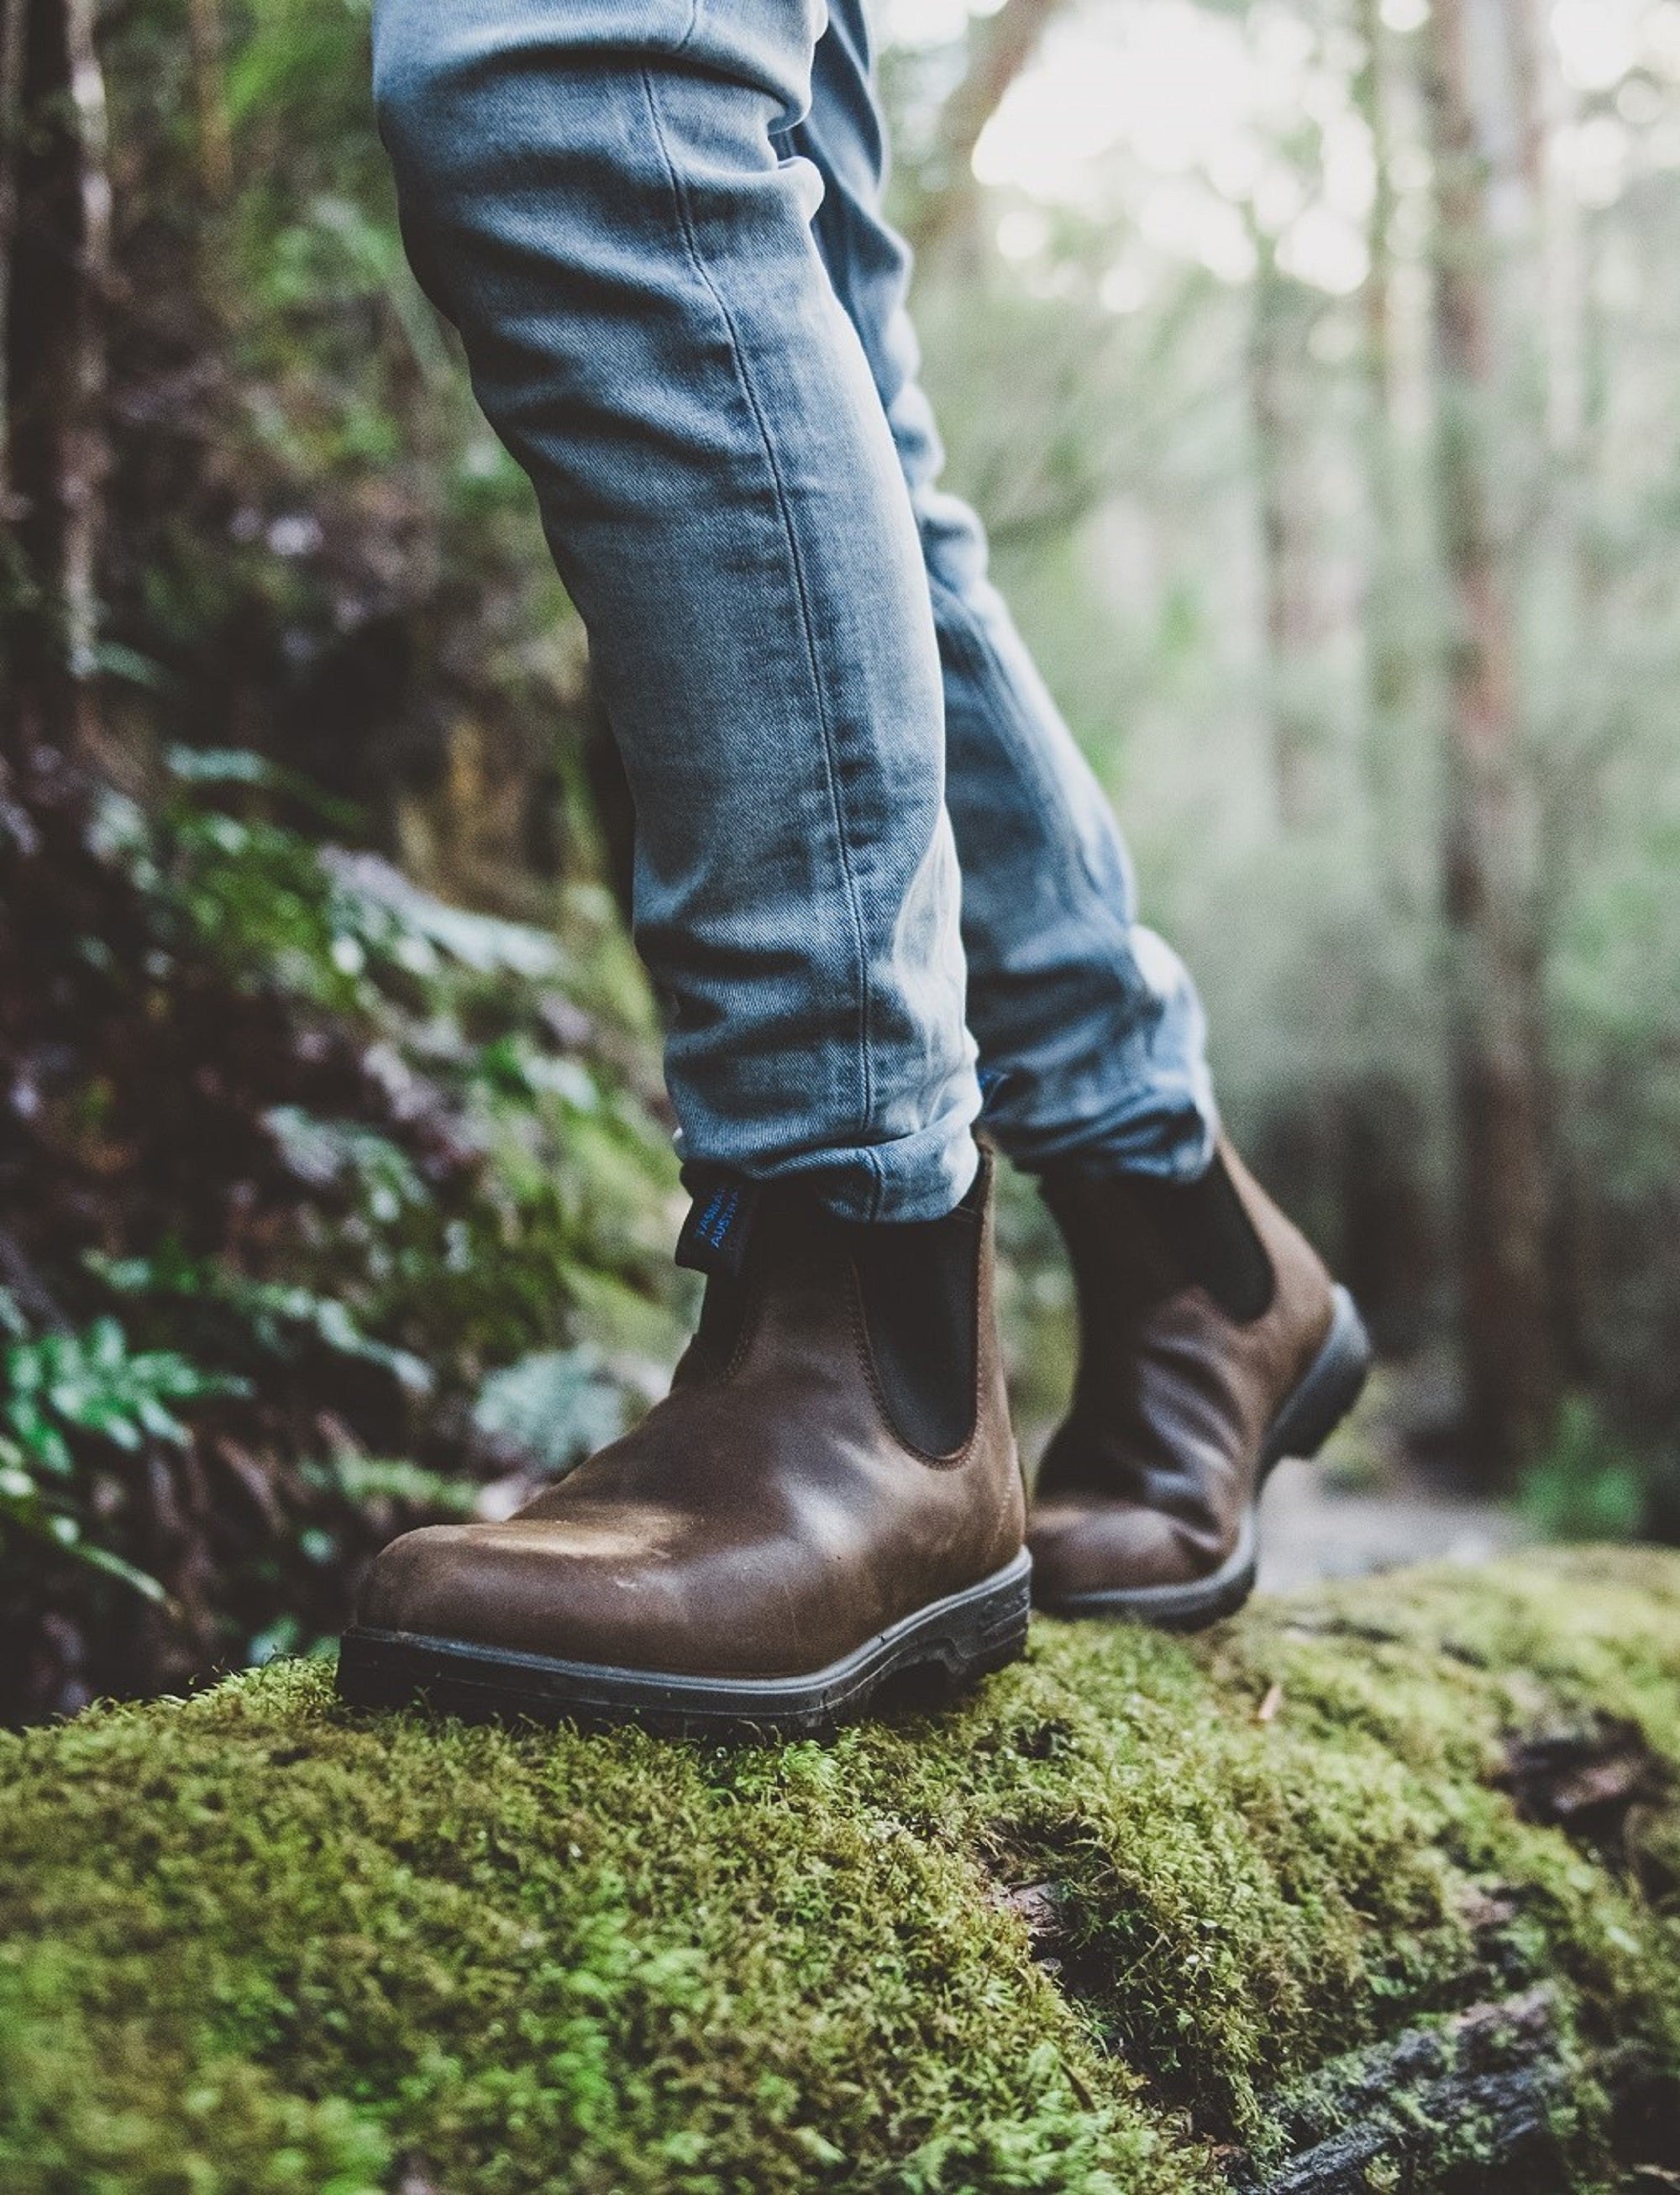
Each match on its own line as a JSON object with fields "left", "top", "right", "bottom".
{"left": 1036, "top": 1284, "right": 1373, "bottom": 1631}
{"left": 335, "top": 1547, "right": 1032, "bottom": 1742}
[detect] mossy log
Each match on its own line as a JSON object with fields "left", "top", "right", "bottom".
{"left": 3, "top": 1552, "right": 1680, "bottom": 2193}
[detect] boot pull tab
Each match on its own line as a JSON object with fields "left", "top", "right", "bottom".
{"left": 675, "top": 1174, "right": 763, "bottom": 1281}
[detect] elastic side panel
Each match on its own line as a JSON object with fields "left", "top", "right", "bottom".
{"left": 848, "top": 1188, "right": 984, "bottom": 1458}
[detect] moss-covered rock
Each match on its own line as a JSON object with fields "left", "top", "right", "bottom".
{"left": 3, "top": 1552, "right": 1679, "bottom": 2193}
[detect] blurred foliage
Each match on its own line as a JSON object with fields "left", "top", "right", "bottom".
{"left": 1520, "top": 1394, "right": 1655, "bottom": 1545}
{"left": 0, "top": 1300, "right": 242, "bottom": 1603}
{"left": 0, "top": 748, "right": 685, "bottom": 1720}
{"left": 98, "top": 0, "right": 594, "bottom": 905}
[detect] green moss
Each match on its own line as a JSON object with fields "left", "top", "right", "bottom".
{"left": 3, "top": 1552, "right": 1679, "bottom": 2192}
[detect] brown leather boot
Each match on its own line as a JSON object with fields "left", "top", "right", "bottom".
{"left": 1026, "top": 1139, "right": 1370, "bottom": 1629}
{"left": 338, "top": 1153, "right": 1028, "bottom": 1737}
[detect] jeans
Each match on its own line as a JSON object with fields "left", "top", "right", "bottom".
{"left": 372, "top": 0, "right": 1215, "bottom": 1222}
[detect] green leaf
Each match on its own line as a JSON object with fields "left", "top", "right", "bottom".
{"left": 70, "top": 1541, "right": 171, "bottom": 1604}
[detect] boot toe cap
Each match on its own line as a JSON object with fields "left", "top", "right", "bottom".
{"left": 355, "top": 1511, "right": 690, "bottom": 1656}
{"left": 355, "top": 1522, "right": 494, "bottom": 1641}
{"left": 354, "top": 1512, "right": 874, "bottom": 1678}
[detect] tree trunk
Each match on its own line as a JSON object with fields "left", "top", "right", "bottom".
{"left": 184, "top": 0, "right": 231, "bottom": 200}
{"left": 6, "top": 1554, "right": 1680, "bottom": 2186}
{"left": 906, "top": 0, "right": 1068, "bottom": 264}
{"left": 0, "top": 0, "right": 29, "bottom": 507}
{"left": 1248, "top": 237, "right": 1324, "bottom": 830}
{"left": 3, "top": 0, "right": 110, "bottom": 761}
{"left": 1354, "top": 0, "right": 1415, "bottom": 799}
{"left": 1423, "top": 0, "right": 1556, "bottom": 1480}
{"left": 1355, "top": 0, "right": 1399, "bottom": 427}
{"left": 1499, "top": 0, "right": 1599, "bottom": 1394}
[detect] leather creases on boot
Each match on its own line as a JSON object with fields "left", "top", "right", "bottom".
{"left": 1027, "top": 1139, "right": 1371, "bottom": 1629}
{"left": 338, "top": 1152, "right": 1028, "bottom": 1736}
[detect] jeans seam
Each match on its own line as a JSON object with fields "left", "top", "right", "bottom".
{"left": 639, "top": 65, "right": 881, "bottom": 1216}
{"left": 671, "top": 0, "right": 702, "bottom": 58}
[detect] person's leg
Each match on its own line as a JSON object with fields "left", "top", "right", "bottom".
{"left": 786, "top": 4, "right": 1370, "bottom": 1632}
{"left": 345, "top": 0, "right": 1028, "bottom": 1732}
{"left": 371, "top": 0, "right": 977, "bottom": 1224}
{"left": 781, "top": 1, "right": 1215, "bottom": 1181}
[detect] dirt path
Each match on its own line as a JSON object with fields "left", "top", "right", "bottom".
{"left": 1256, "top": 1457, "right": 1530, "bottom": 1594}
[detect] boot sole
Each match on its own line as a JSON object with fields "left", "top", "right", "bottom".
{"left": 335, "top": 1547, "right": 1032, "bottom": 1741}
{"left": 1035, "top": 1284, "right": 1373, "bottom": 1632}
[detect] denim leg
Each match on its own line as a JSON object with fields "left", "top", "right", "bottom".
{"left": 371, "top": 0, "right": 979, "bottom": 1221}
{"left": 784, "top": 1, "right": 1218, "bottom": 1180}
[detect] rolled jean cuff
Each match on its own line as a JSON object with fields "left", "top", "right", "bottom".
{"left": 679, "top": 1111, "right": 982, "bottom": 1226}
{"left": 858, "top": 1117, "right": 982, "bottom": 1223}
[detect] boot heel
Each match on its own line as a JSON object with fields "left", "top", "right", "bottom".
{"left": 1262, "top": 1286, "right": 1373, "bottom": 1476}
{"left": 1037, "top": 1291, "right": 1373, "bottom": 1633}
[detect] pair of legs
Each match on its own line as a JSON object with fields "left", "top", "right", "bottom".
{"left": 370, "top": 0, "right": 1214, "bottom": 1217}
{"left": 340, "top": 0, "right": 1371, "bottom": 1735}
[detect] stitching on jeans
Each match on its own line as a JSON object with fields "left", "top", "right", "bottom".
{"left": 639, "top": 64, "right": 879, "bottom": 1210}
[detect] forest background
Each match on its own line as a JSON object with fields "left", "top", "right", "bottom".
{"left": 3, "top": 0, "right": 1678, "bottom": 1720}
